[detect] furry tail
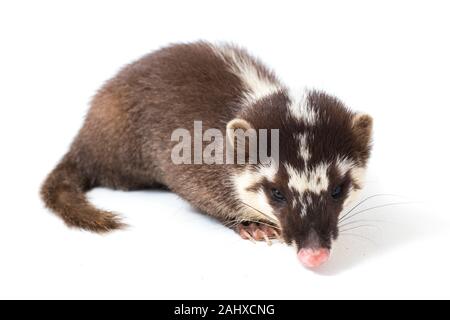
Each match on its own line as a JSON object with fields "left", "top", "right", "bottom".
{"left": 40, "top": 159, "right": 125, "bottom": 232}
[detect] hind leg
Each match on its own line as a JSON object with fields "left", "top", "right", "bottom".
{"left": 73, "top": 87, "right": 168, "bottom": 193}
{"left": 87, "top": 161, "right": 167, "bottom": 192}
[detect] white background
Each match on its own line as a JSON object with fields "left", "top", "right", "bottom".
{"left": 1, "top": 0, "right": 449, "bottom": 299}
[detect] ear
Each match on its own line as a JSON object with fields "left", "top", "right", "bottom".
{"left": 352, "top": 113, "right": 373, "bottom": 164}
{"left": 226, "top": 118, "right": 253, "bottom": 146}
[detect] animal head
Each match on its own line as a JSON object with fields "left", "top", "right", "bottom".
{"left": 229, "top": 89, "right": 373, "bottom": 267}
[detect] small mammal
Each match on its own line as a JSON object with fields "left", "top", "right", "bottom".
{"left": 41, "top": 42, "right": 372, "bottom": 268}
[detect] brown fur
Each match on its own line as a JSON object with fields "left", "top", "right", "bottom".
{"left": 42, "top": 42, "right": 254, "bottom": 231}
{"left": 41, "top": 41, "right": 372, "bottom": 247}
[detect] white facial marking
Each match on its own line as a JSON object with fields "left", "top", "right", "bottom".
{"left": 258, "top": 160, "right": 278, "bottom": 182}
{"left": 285, "top": 163, "right": 329, "bottom": 195}
{"left": 288, "top": 88, "right": 317, "bottom": 125}
{"left": 212, "top": 44, "right": 282, "bottom": 105}
{"left": 297, "top": 133, "right": 311, "bottom": 162}
{"left": 344, "top": 166, "right": 367, "bottom": 208}
{"left": 300, "top": 205, "right": 307, "bottom": 218}
{"left": 336, "top": 157, "right": 355, "bottom": 177}
{"left": 256, "top": 189, "right": 275, "bottom": 218}
{"left": 350, "top": 166, "right": 366, "bottom": 187}
{"left": 292, "top": 198, "right": 298, "bottom": 209}
{"left": 333, "top": 158, "right": 367, "bottom": 209}
{"left": 305, "top": 194, "right": 313, "bottom": 206}
{"left": 296, "top": 193, "right": 312, "bottom": 218}
{"left": 232, "top": 169, "right": 278, "bottom": 223}
{"left": 343, "top": 186, "right": 359, "bottom": 209}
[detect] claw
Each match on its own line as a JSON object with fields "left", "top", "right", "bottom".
{"left": 241, "top": 229, "right": 256, "bottom": 243}
{"left": 262, "top": 233, "right": 272, "bottom": 246}
{"left": 273, "top": 230, "right": 284, "bottom": 243}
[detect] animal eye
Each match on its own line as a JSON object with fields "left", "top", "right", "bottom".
{"left": 331, "top": 185, "right": 343, "bottom": 199}
{"left": 271, "top": 188, "right": 286, "bottom": 202}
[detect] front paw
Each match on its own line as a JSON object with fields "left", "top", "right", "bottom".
{"left": 236, "top": 222, "right": 281, "bottom": 245}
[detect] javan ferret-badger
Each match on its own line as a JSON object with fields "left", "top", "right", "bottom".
{"left": 41, "top": 42, "right": 373, "bottom": 268}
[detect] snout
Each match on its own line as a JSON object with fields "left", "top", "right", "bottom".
{"left": 297, "top": 248, "right": 330, "bottom": 268}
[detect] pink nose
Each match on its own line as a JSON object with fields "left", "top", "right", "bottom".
{"left": 297, "top": 248, "right": 330, "bottom": 268}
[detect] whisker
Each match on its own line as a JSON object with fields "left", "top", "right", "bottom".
{"left": 339, "top": 233, "right": 377, "bottom": 245}
{"left": 339, "top": 224, "right": 380, "bottom": 233}
{"left": 339, "top": 193, "right": 406, "bottom": 222}
{"left": 240, "top": 202, "right": 281, "bottom": 229}
{"left": 338, "top": 219, "right": 385, "bottom": 229}
{"left": 223, "top": 220, "right": 241, "bottom": 229}
{"left": 339, "top": 201, "right": 419, "bottom": 224}
{"left": 222, "top": 216, "right": 281, "bottom": 231}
